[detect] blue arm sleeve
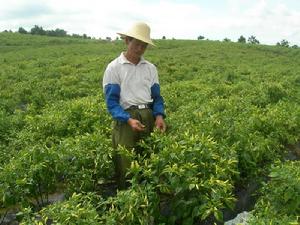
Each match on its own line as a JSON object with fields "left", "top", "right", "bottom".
{"left": 104, "top": 84, "right": 130, "bottom": 122}
{"left": 151, "top": 83, "right": 166, "bottom": 118}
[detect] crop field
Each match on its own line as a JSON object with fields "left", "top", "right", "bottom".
{"left": 0, "top": 32, "right": 299, "bottom": 224}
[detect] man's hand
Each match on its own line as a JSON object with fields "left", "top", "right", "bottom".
{"left": 155, "top": 115, "right": 166, "bottom": 133}
{"left": 127, "top": 118, "right": 145, "bottom": 132}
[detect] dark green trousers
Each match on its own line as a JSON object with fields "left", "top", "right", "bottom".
{"left": 112, "top": 108, "right": 154, "bottom": 189}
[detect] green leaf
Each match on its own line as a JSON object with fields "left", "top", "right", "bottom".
{"left": 214, "top": 210, "right": 223, "bottom": 221}
{"left": 269, "top": 172, "right": 279, "bottom": 178}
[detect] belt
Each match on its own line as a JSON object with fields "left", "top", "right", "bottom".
{"left": 128, "top": 104, "right": 152, "bottom": 110}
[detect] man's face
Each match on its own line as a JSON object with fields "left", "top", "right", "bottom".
{"left": 126, "top": 38, "right": 148, "bottom": 58}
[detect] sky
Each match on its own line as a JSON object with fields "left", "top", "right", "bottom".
{"left": 0, "top": 0, "right": 300, "bottom": 46}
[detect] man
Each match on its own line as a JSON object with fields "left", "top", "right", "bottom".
{"left": 102, "top": 22, "right": 166, "bottom": 189}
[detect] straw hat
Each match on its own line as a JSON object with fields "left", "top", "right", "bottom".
{"left": 117, "top": 22, "right": 155, "bottom": 46}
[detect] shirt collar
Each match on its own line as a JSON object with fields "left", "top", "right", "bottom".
{"left": 119, "top": 52, "right": 147, "bottom": 65}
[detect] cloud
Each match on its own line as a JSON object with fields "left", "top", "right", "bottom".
{"left": 241, "top": 0, "right": 300, "bottom": 44}
{"left": 0, "top": 0, "right": 299, "bottom": 45}
{"left": 200, "top": 0, "right": 300, "bottom": 44}
{"left": 0, "top": 1, "right": 52, "bottom": 19}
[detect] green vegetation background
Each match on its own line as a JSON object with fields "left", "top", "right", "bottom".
{"left": 0, "top": 33, "right": 299, "bottom": 224}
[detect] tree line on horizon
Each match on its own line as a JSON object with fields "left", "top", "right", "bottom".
{"left": 197, "top": 34, "right": 298, "bottom": 48}
{"left": 8, "top": 25, "right": 94, "bottom": 40}
{"left": 2, "top": 25, "right": 117, "bottom": 41}
{"left": 1, "top": 25, "right": 298, "bottom": 48}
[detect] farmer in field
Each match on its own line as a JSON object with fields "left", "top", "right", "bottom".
{"left": 102, "top": 22, "right": 166, "bottom": 189}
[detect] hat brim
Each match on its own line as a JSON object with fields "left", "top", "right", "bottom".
{"left": 117, "top": 32, "right": 155, "bottom": 46}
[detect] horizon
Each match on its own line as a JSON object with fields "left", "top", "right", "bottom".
{"left": 2, "top": 27, "right": 297, "bottom": 47}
